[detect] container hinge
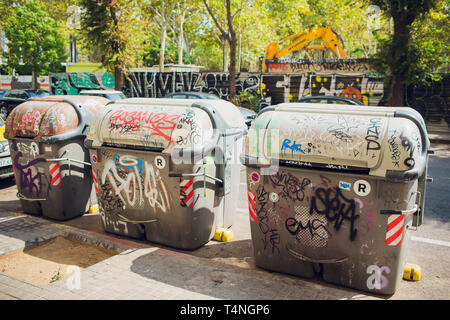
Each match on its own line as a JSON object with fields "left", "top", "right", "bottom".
{"left": 408, "top": 191, "right": 422, "bottom": 231}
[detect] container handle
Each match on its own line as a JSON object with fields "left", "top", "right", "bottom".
{"left": 380, "top": 204, "right": 418, "bottom": 216}
{"left": 287, "top": 247, "right": 348, "bottom": 264}
{"left": 114, "top": 213, "right": 158, "bottom": 224}
{"left": 168, "top": 172, "right": 223, "bottom": 184}
{"left": 386, "top": 110, "right": 430, "bottom": 182}
{"left": 16, "top": 192, "right": 47, "bottom": 201}
{"left": 46, "top": 157, "right": 92, "bottom": 167}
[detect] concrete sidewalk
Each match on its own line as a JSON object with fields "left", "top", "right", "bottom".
{"left": 0, "top": 211, "right": 382, "bottom": 301}
{"left": 427, "top": 124, "right": 450, "bottom": 145}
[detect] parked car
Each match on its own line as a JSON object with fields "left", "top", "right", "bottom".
{"left": 0, "top": 116, "right": 13, "bottom": 179}
{"left": 164, "top": 91, "right": 221, "bottom": 100}
{"left": 0, "top": 97, "right": 27, "bottom": 120}
{"left": 79, "top": 90, "right": 126, "bottom": 101}
{"left": 3, "top": 89, "right": 50, "bottom": 100}
{"left": 163, "top": 91, "right": 257, "bottom": 128}
{"left": 298, "top": 95, "right": 364, "bottom": 105}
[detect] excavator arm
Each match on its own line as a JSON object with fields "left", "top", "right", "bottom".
{"left": 263, "top": 26, "right": 348, "bottom": 72}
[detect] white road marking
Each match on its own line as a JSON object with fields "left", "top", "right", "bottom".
{"left": 411, "top": 236, "right": 450, "bottom": 248}
{"left": 236, "top": 208, "right": 248, "bottom": 214}
{"left": 0, "top": 216, "right": 26, "bottom": 223}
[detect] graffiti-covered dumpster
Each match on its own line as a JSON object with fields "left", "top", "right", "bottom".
{"left": 4, "top": 96, "right": 110, "bottom": 220}
{"left": 85, "top": 98, "right": 247, "bottom": 249}
{"left": 241, "top": 103, "right": 431, "bottom": 295}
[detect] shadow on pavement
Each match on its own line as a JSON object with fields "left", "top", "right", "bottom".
{"left": 129, "top": 243, "right": 386, "bottom": 300}
{"left": 0, "top": 177, "right": 15, "bottom": 189}
{"left": 0, "top": 199, "right": 22, "bottom": 213}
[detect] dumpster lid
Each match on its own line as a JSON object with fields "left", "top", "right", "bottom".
{"left": 87, "top": 98, "right": 246, "bottom": 150}
{"left": 5, "top": 95, "right": 109, "bottom": 141}
{"left": 245, "top": 103, "right": 429, "bottom": 180}
{"left": 117, "top": 98, "right": 246, "bottom": 129}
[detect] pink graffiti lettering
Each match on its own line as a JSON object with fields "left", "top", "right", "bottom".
{"left": 109, "top": 110, "right": 180, "bottom": 142}
{"left": 18, "top": 111, "right": 41, "bottom": 135}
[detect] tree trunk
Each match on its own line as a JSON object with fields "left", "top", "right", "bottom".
{"left": 228, "top": 36, "right": 237, "bottom": 103}
{"left": 388, "top": 11, "right": 409, "bottom": 106}
{"left": 226, "top": 0, "right": 236, "bottom": 104}
{"left": 177, "top": 12, "right": 185, "bottom": 65}
{"left": 238, "top": 18, "right": 241, "bottom": 72}
{"left": 159, "top": 24, "right": 166, "bottom": 72}
{"left": 222, "top": 40, "right": 227, "bottom": 72}
{"left": 387, "top": 75, "right": 406, "bottom": 106}
{"left": 31, "top": 70, "right": 39, "bottom": 90}
{"left": 114, "top": 66, "right": 122, "bottom": 91}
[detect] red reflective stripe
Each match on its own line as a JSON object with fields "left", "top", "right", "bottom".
{"left": 387, "top": 215, "right": 404, "bottom": 232}
{"left": 248, "top": 192, "right": 257, "bottom": 222}
{"left": 51, "top": 172, "right": 61, "bottom": 185}
{"left": 183, "top": 190, "right": 193, "bottom": 203}
{"left": 249, "top": 207, "right": 257, "bottom": 222}
{"left": 49, "top": 163, "right": 59, "bottom": 175}
{"left": 182, "top": 179, "right": 193, "bottom": 188}
{"left": 248, "top": 192, "right": 256, "bottom": 209}
{"left": 92, "top": 169, "right": 99, "bottom": 193}
{"left": 386, "top": 226, "right": 404, "bottom": 245}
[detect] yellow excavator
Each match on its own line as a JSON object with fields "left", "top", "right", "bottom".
{"left": 263, "top": 26, "right": 348, "bottom": 72}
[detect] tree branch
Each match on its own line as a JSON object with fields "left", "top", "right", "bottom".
{"left": 226, "top": 0, "right": 235, "bottom": 39}
{"left": 203, "top": 0, "right": 229, "bottom": 41}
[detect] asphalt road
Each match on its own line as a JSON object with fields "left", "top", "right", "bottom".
{"left": 422, "top": 143, "right": 450, "bottom": 225}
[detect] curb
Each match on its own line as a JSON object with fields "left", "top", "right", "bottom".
{"left": 429, "top": 136, "right": 450, "bottom": 145}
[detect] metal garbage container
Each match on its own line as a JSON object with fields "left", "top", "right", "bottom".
{"left": 4, "top": 95, "right": 109, "bottom": 220}
{"left": 85, "top": 98, "right": 247, "bottom": 249}
{"left": 241, "top": 103, "right": 431, "bottom": 295}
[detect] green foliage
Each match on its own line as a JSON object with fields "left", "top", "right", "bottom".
{"left": 190, "top": 36, "right": 222, "bottom": 70}
{"left": 143, "top": 36, "right": 194, "bottom": 67}
{"left": 410, "top": 1, "right": 449, "bottom": 79}
{"left": 237, "top": 91, "right": 265, "bottom": 113}
{"left": 2, "top": 0, "right": 67, "bottom": 77}
{"left": 369, "top": 0, "right": 444, "bottom": 86}
{"left": 1, "top": 0, "right": 447, "bottom": 81}
{"left": 79, "top": 0, "right": 146, "bottom": 78}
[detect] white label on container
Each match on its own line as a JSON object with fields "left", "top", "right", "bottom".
{"left": 154, "top": 156, "right": 166, "bottom": 169}
{"left": 269, "top": 192, "right": 279, "bottom": 203}
{"left": 339, "top": 181, "right": 351, "bottom": 191}
{"left": 354, "top": 179, "right": 371, "bottom": 196}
